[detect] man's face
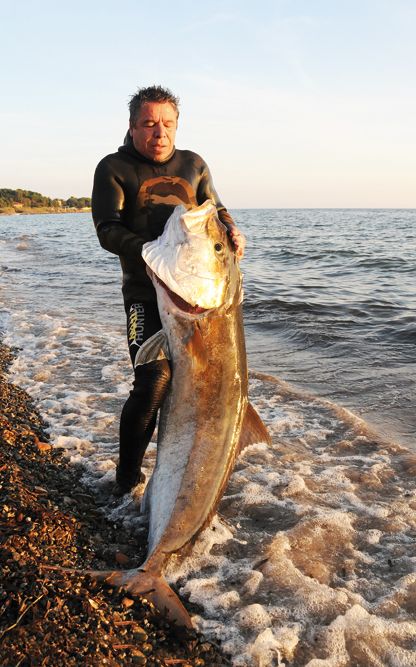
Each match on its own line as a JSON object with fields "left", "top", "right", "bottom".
{"left": 129, "top": 101, "right": 178, "bottom": 162}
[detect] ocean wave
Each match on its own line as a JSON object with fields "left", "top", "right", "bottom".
{"left": 0, "top": 265, "right": 22, "bottom": 273}
{"left": 380, "top": 319, "right": 416, "bottom": 344}
{"left": 276, "top": 247, "right": 361, "bottom": 261}
{"left": 243, "top": 294, "right": 404, "bottom": 323}
{"left": 349, "top": 255, "right": 415, "bottom": 272}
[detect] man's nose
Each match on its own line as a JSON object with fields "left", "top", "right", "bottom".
{"left": 153, "top": 121, "right": 166, "bottom": 137}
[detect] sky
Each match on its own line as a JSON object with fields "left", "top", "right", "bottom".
{"left": 1, "top": 0, "right": 415, "bottom": 208}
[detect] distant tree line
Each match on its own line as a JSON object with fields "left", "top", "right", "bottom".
{"left": 0, "top": 189, "right": 91, "bottom": 210}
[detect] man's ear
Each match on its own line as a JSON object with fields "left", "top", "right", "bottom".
{"left": 129, "top": 121, "right": 134, "bottom": 136}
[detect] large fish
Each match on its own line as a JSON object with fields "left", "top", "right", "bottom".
{"left": 93, "top": 200, "right": 271, "bottom": 626}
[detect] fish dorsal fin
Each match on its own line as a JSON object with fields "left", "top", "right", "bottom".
{"left": 239, "top": 402, "right": 272, "bottom": 451}
{"left": 134, "top": 330, "right": 170, "bottom": 368}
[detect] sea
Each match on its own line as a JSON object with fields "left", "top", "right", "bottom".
{"left": 0, "top": 210, "right": 415, "bottom": 666}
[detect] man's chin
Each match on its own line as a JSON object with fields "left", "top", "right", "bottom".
{"left": 150, "top": 147, "right": 172, "bottom": 162}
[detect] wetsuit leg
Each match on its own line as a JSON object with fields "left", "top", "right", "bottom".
{"left": 116, "top": 302, "right": 171, "bottom": 491}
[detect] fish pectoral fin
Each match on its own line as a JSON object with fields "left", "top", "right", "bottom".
{"left": 184, "top": 323, "right": 208, "bottom": 368}
{"left": 134, "top": 329, "right": 171, "bottom": 367}
{"left": 238, "top": 402, "right": 272, "bottom": 450}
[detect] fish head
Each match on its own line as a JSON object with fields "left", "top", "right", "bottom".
{"left": 142, "top": 200, "right": 241, "bottom": 316}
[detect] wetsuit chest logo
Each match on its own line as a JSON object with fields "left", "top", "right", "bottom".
{"left": 137, "top": 177, "right": 197, "bottom": 210}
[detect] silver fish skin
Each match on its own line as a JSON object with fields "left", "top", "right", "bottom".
{"left": 93, "top": 201, "right": 270, "bottom": 627}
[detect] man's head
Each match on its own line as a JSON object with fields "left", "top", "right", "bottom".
{"left": 128, "top": 85, "right": 180, "bottom": 162}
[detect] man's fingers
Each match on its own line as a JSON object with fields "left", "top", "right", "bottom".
{"left": 229, "top": 228, "right": 246, "bottom": 259}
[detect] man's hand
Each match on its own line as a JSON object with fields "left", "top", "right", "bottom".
{"left": 228, "top": 226, "right": 246, "bottom": 259}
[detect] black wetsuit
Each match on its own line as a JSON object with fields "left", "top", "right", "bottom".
{"left": 92, "top": 134, "right": 234, "bottom": 307}
{"left": 92, "top": 135, "right": 235, "bottom": 487}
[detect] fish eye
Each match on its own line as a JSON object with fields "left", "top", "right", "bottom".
{"left": 214, "top": 242, "right": 223, "bottom": 252}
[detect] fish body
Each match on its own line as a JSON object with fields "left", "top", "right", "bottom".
{"left": 99, "top": 201, "right": 270, "bottom": 626}
{"left": 142, "top": 201, "right": 247, "bottom": 555}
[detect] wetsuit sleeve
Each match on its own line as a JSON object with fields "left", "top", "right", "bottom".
{"left": 92, "top": 159, "right": 145, "bottom": 261}
{"left": 196, "top": 163, "right": 236, "bottom": 230}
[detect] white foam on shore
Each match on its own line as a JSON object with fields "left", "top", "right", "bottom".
{"left": 3, "top": 306, "right": 416, "bottom": 665}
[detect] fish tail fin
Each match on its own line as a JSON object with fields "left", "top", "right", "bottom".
{"left": 140, "top": 572, "right": 193, "bottom": 629}
{"left": 89, "top": 568, "right": 193, "bottom": 629}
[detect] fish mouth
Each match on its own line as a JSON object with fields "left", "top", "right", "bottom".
{"left": 151, "top": 271, "right": 208, "bottom": 315}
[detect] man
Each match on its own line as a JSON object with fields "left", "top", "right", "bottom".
{"left": 92, "top": 85, "right": 245, "bottom": 496}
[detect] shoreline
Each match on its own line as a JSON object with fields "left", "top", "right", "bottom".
{"left": 0, "top": 208, "right": 91, "bottom": 216}
{"left": 0, "top": 341, "right": 229, "bottom": 666}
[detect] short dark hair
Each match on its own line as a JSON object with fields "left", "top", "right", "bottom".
{"left": 129, "top": 85, "right": 180, "bottom": 126}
